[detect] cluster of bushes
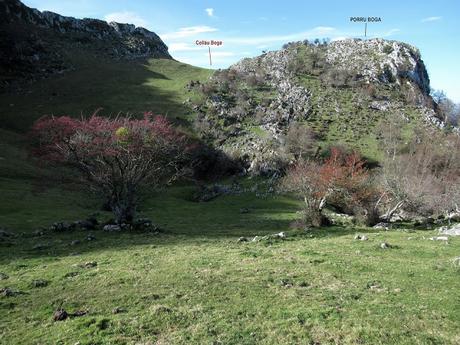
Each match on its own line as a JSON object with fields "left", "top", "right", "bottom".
{"left": 286, "top": 43, "right": 368, "bottom": 89}
{"left": 319, "top": 68, "right": 363, "bottom": 88}
{"left": 287, "top": 45, "right": 326, "bottom": 76}
{"left": 200, "top": 69, "right": 268, "bottom": 99}
{"left": 280, "top": 117, "right": 460, "bottom": 228}
{"left": 379, "top": 120, "right": 460, "bottom": 217}
{"left": 282, "top": 38, "right": 330, "bottom": 50}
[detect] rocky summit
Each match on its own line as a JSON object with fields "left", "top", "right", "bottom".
{"left": 326, "top": 39, "right": 430, "bottom": 95}
{"left": 0, "top": 0, "right": 171, "bottom": 91}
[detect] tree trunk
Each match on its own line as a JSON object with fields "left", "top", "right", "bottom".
{"left": 111, "top": 198, "right": 136, "bottom": 224}
{"left": 112, "top": 202, "right": 136, "bottom": 224}
{"left": 382, "top": 201, "right": 404, "bottom": 222}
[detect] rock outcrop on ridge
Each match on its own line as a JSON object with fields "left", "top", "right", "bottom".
{"left": 0, "top": 0, "right": 171, "bottom": 91}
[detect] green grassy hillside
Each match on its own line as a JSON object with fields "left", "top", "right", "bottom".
{"left": 0, "top": 56, "right": 213, "bottom": 132}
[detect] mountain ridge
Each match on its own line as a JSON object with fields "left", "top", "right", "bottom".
{"left": 0, "top": 0, "right": 171, "bottom": 91}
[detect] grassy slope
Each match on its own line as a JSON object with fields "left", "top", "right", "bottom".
{"left": 296, "top": 75, "right": 382, "bottom": 160}
{"left": 1, "top": 53, "right": 459, "bottom": 344}
{"left": 0, "top": 56, "right": 213, "bottom": 132}
{"left": 0, "top": 186, "right": 459, "bottom": 344}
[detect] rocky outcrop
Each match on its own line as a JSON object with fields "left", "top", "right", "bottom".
{"left": 195, "top": 49, "right": 313, "bottom": 174}
{"left": 193, "top": 38, "right": 442, "bottom": 175}
{"left": 0, "top": 0, "right": 171, "bottom": 91}
{"left": 326, "top": 39, "right": 430, "bottom": 95}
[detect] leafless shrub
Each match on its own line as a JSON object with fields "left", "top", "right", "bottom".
{"left": 380, "top": 122, "right": 460, "bottom": 218}
{"left": 284, "top": 123, "right": 318, "bottom": 159}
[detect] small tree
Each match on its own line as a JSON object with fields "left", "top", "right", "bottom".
{"left": 284, "top": 123, "right": 318, "bottom": 159}
{"left": 280, "top": 147, "right": 380, "bottom": 226}
{"left": 320, "top": 148, "right": 381, "bottom": 224}
{"left": 279, "top": 160, "right": 327, "bottom": 227}
{"left": 31, "top": 112, "right": 189, "bottom": 224}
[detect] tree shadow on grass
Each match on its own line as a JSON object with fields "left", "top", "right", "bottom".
{"left": 0, "top": 194, "right": 295, "bottom": 261}
{"left": 0, "top": 188, "right": 392, "bottom": 263}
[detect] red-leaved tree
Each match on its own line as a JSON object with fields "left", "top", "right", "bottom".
{"left": 280, "top": 147, "right": 380, "bottom": 226}
{"left": 31, "top": 112, "right": 189, "bottom": 224}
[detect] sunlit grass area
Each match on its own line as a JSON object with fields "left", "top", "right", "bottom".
{"left": 1, "top": 180, "right": 459, "bottom": 344}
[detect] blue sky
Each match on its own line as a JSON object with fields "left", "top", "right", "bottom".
{"left": 23, "top": 0, "right": 460, "bottom": 102}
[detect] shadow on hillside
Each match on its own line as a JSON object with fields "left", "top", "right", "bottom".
{"left": 0, "top": 191, "right": 395, "bottom": 263}
{"left": 0, "top": 57, "right": 190, "bottom": 132}
{"left": 1, "top": 181, "right": 437, "bottom": 263}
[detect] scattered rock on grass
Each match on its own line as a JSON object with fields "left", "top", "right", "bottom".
{"left": 452, "top": 257, "right": 460, "bottom": 267}
{"left": 240, "top": 207, "right": 250, "bottom": 214}
{"left": 86, "top": 234, "right": 96, "bottom": 241}
{"left": 103, "top": 224, "right": 121, "bottom": 232}
{"left": 0, "top": 273, "right": 8, "bottom": 280}
{"left": 354, "top": 234, "right": 368, "bottom": 241}
{"left": 70, "top": 240, "right": 81, "bottom": 246}
{"left": 279, "top": 279, "right": 293, "bottom": 287}
{"left": 80, "top": 261, "right": 97, "bottom": 268}
{"left": 1, "top": 287, "right": 21, "bottom": 297}
{"left": 438, "top": 224, "right": 460, "bottom": 236}
{"left": 112, "top": 306, "right": 126, "bottom": 314}
{"left": 367, "top": 281, "right": 385, "bottom": 292}
{"left": 272, "top": 232, "right": 286, "bottom": 239}
{"left": 373, "top": 223, "right": 391, "bottom": 230}
{"left": 251, "top": 232, "right": 287, "bottom": 242}
{"left": 53, "top": 309, "right": 68, "bottom": 321}
{"left": 72, "top": 310, "right": 88, "bottom": 317}
{"left": 32, "top": 229, "right": 47, "bottom": 237}
{"left": 133, "top": 218, "right": 160, "bottom": 232}
{"left": 380, "top": 242, "right": 391, "bottom": 249}
{"left": 430, "top": 236, "right": 449, "bottom": 242}
{"left": 237, "top": 237, "right": 248, "bottom": 243}
{"left": 31, "top": 279, "right": 49, "bottom": 288}
{"left": 50, "top": 222, "right": 74, "bottom": 232}
{"left": 53, "top": 308, "right": 87, "bottom": 321}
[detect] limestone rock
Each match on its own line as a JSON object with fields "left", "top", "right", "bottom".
{"left": 354, "top": 234, "right": 368, "bottom": 241}
{"left": 438, "top": 224, "right": 460, "bottom": 236}
{"left": 0, "top": 0, "right": 171, "bottom": 91}
{"left": 103, "top": 224, "right": 121, "bottom": 232}
{"left": 380, "top": 242, "right": 391, "bottom": 249}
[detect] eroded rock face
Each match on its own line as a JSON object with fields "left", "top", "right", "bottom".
{"left": 215, "top": 49, "right": 312, "bottom": 174}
